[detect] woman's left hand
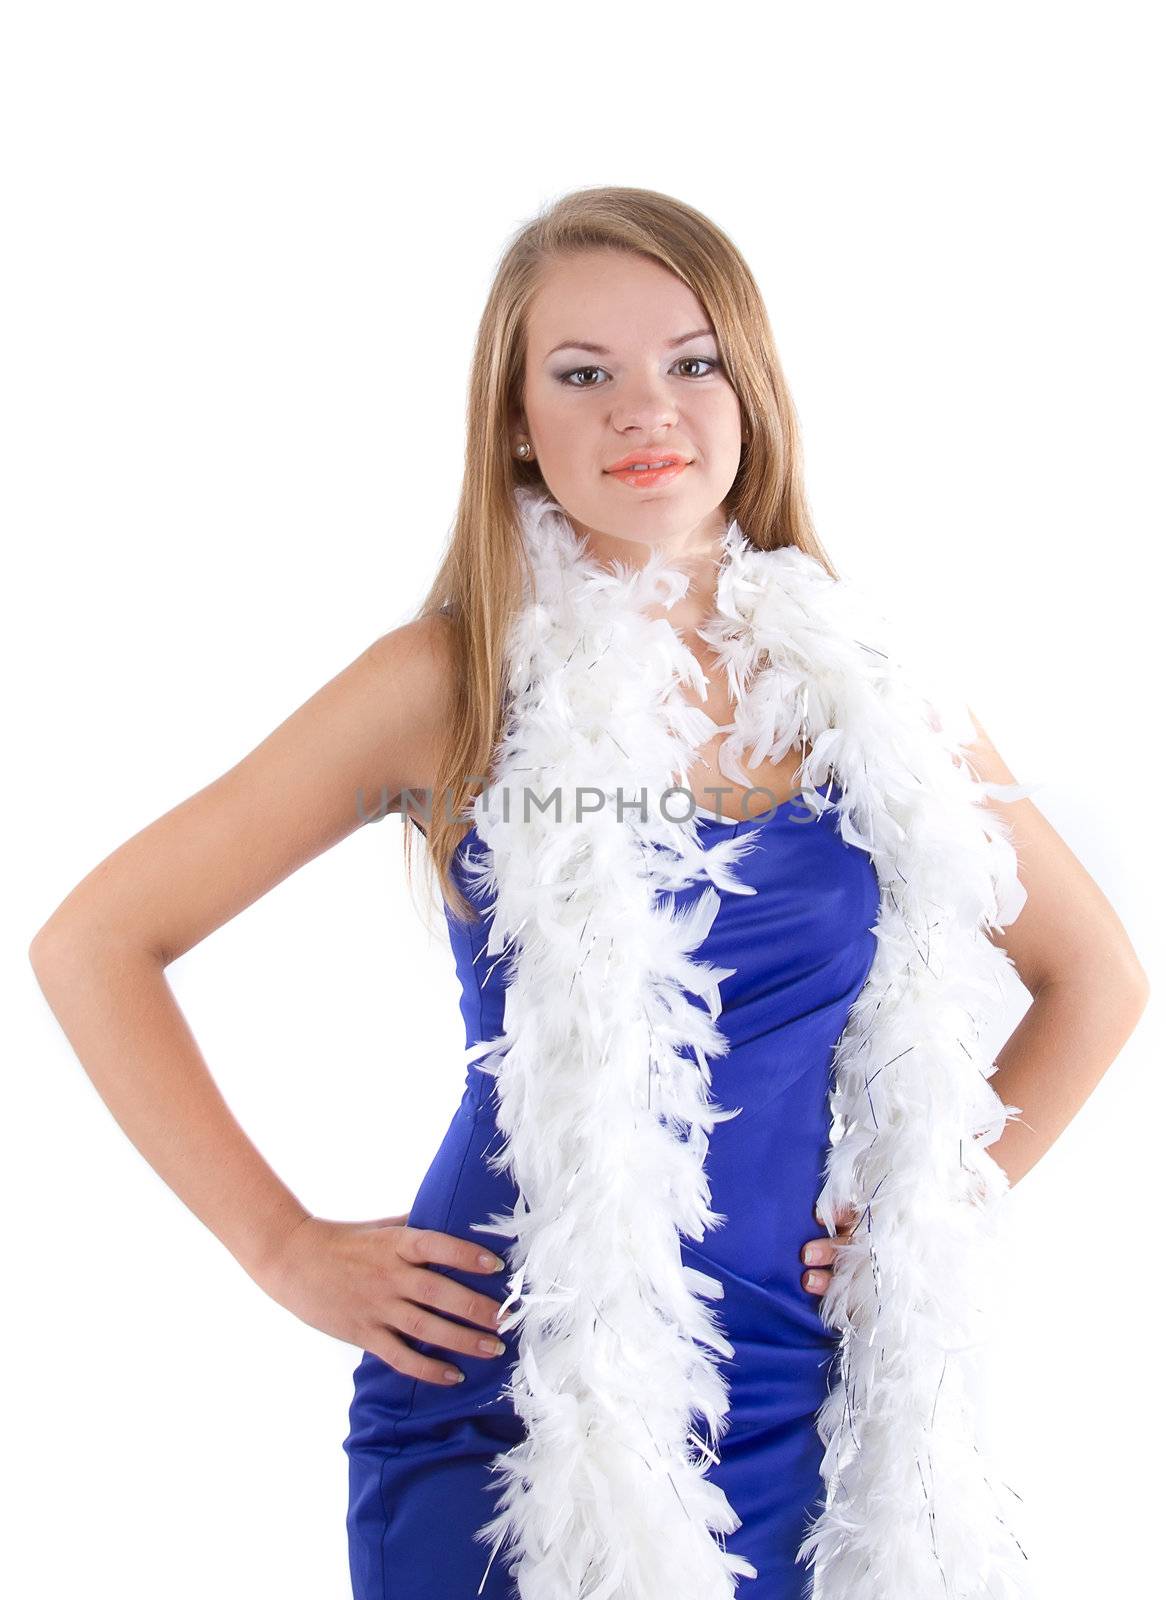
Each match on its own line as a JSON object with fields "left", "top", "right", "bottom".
{"left": 800, "top": 1203, "right": 860, "bottom": 1296}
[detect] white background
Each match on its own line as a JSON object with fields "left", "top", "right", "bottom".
{"left": 5, "top": 3, "right": 1161, "bottom": 1595}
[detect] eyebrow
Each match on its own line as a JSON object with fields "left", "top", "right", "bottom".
{"left": 544, "top": 327, "right": 716, "bottom": 359}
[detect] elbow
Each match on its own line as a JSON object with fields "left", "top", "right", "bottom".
{"left": 28, "top": 917, "right": 80, "bottom": 989}
{"left": 29, "top": 911, "right": 103, "bottom": 983}
{"left": 30, "top": 910, "right": 169, "bottom": 983}
{"left": 29, "top": 886, "right": 90, "bottom": 974}
{"left": 1098, "top": 952, "right": 1151, "bottom": 1035}
{"left": 29, "top": 921, "right": 62, "bottom": 976}
{"left": 1115, "top": 931, "right": 1151, "bottom": 1015}
{"left": 1127, "top": 960, "right": 1151, "bottom": 1018}
{"left": 1035, "top": 947, "right": 1150, "bottom": 1024}
{"left": 1118, "top": 965, "right": 1151, "bottom": 1054}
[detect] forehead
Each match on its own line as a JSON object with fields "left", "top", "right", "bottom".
{"left": 526, "top": 251, "right": 709, "bottom": 354}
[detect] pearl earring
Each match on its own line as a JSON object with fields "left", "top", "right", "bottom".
{"left": 515, "top": 440, "right": 532, "bottom": 459}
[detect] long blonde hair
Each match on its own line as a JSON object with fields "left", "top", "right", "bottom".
{"left": 406, "top": 185, "right": 837, "bottom": 925}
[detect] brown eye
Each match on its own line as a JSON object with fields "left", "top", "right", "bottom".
{"left": 557, "top": 356, "right": 721, "bottom": 389}
{"left": 676, "top": 357, "right": 720, "bottom": 377}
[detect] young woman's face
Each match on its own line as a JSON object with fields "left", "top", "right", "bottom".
{"left": 518, "top": 250, "right": 745, "bottom": 556}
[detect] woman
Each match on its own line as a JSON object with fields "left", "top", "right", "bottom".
{"left": 29, "top": 187, "right": 1149, "bottom": 1600}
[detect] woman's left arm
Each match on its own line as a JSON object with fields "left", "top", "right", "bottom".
{"left": 801, "top": 708, "right": 1151, "bottom": 1298}
{"left": 957, "top": 708, "right": 1150, "bottom": 1189}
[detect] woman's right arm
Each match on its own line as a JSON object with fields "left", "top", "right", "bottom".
{"left": 28, "top": 617, "right": 509, "bottom": 1388}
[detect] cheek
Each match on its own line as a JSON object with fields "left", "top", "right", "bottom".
{"left": 697, "top": 388, "right": 743, "bottom": 439}
{"left": 527, "top": 391, "right": 582, "bottom": 451}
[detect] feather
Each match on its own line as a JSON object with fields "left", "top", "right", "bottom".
{"left": 460, "top": 485, "right": 1031, "bottom": 1599}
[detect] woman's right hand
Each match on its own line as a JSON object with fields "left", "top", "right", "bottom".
{"left": 255, "top": 1213, "right": 511, "bottom": 1387}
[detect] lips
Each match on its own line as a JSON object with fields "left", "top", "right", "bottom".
{"left": 603, "top": 452, "right": 692, "bottom": 490}
{"left": 604, "top": 450, "right": 691, "bottom": 473}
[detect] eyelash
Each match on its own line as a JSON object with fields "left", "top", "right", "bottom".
{"left": 556, "top": 356, "right": 722, "bottom": 388}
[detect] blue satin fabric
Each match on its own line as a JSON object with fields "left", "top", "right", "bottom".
{"left": 344, "top": 790, "right": 880, "bottom": 1599}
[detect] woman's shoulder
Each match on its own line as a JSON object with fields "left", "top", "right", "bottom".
{"left": 364, "top": 612, "right": 461, "bottom": 737}
{"left": 368, "top": 608, "right": 457, "bottom": 669}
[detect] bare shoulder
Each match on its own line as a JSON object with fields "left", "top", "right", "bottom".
{"left": 963, "top": 708, "right": 1149, "bottom": 1000}
{"left": 30, "top": 612, "right": 463, "bottom": 968}
{"left": 361, "top": 611, "right": 460, "bottom": 791}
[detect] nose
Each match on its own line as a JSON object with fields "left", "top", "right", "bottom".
{"left": 610, "top": 370, "right": 680, "bottom": 437}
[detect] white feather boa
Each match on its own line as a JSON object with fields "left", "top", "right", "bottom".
{"left": 458, "top": 485, "right": 1031, "bottom": 1600}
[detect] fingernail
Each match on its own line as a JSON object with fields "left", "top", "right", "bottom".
{"left": 444, "top": 1368, "right": 465, "bottom": 1383}
{"left": 478, "top": 1253, "right": 504, "bottom": 1271}
{"left": 803, "top": 1246, "right": 823, "bottom": 1265}
{"left": 805, "top": 1271, "right": 825, "bottom": 1291}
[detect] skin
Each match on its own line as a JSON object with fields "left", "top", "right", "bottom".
{"left": 516, "top": 249, "right": 743, "bottom": 574}
{"left": 517, "top": 250, "right": 814, "bottom": 824}
{"left": 516, "top": 249, "right": 1150, "bottom": 1297}
{"left": 28, "top": 249, "right": 1150, "bottom": 1395}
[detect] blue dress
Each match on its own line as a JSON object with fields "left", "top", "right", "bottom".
{"left": 343, "top": 789, "right": 880, "bottom": 1599}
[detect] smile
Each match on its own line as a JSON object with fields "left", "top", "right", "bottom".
{"left": 604, "top": 460, "right": 691, "bottom": 489}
